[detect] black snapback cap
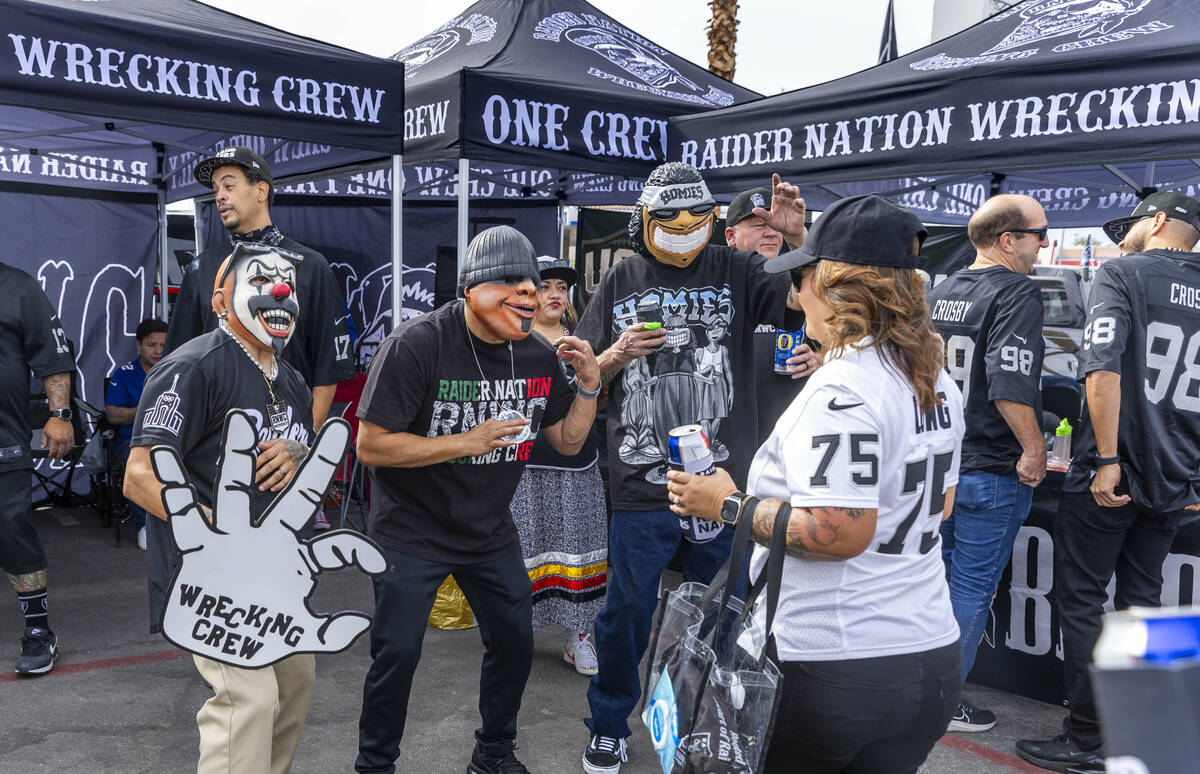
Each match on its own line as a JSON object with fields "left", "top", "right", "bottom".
{"left": 764, "top": 194, "right": 926, "bottom": 274}
{"left": 725, "top": 187, "right": 772, "bottom": 228}
{"left": 194, "top": 146, "right": 273, "bottom": 187}
{"left": 1102, "top": 191, "right": 1200, "bottom": 245}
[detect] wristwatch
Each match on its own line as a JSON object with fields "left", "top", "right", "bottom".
{"left": 1095, "top": 455, "right": 1120, "bottom": 466}
{"left": 720, "top": 492, "right": 750, "bottom": 527}
{"left": 48, "top": 408, "right": 73, "bottom": 422}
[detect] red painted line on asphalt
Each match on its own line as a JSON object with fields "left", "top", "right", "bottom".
{"left": 938, "top": 734, "right": 1051, "bottom": 773}
{"left": 0, "top": 648, "right": 190, "bottom": 683}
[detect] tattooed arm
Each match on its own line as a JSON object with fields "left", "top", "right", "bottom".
{"left": 41, "top": 372, "right": 74, "bottom": 459}
{"left": 745, "top": 498, "right": 876, "bottom": 560}
{"left": 665, "top": 467, "right": 879, "bottom": 560}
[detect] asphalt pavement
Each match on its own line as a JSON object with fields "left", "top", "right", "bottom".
{"left": 0, "top": 505, "right": 1067, "bottom": 773}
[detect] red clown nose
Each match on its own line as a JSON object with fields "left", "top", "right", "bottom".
{"left": 272, "top": 282, "right": 291, "bottom": 301}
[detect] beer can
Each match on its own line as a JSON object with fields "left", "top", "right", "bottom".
{"left": 774, "top": 328, "right": 804, "bottom": 375}
{"left": 1094, "top": 607, "right": 1200, "bottom": 668}
{"left": 667, "top": 424, "right": 715, "bottom": 476}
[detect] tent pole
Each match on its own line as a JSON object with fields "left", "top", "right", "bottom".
{"left": 457, "top": 158, "right": 470, "bottom": 274}
{"left": 193, "top": 199, "right": 205, "bottom": 256}
{"left": 391, "top": 154, "right": 404, "bottom": 332}
{"left": 155, "top": 143, "right": 170, "bottom": 323}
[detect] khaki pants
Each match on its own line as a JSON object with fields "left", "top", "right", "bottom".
{"left": 193, "top": 653, "right": 315, "bottom": 774}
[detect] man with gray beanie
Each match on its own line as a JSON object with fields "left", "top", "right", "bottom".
{"left": 354, "top": 226, "right": 600, "bottom": 774}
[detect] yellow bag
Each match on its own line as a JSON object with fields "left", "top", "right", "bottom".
{"left": 427, "top": 576, "right": 476, "bottom": 629}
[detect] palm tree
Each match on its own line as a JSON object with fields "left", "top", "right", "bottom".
{"left": 707, "top": 0, "right": 739, "bottom": 81}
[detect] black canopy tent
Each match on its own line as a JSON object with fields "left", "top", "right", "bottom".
{"left": 0, "top": 0, "right": 405, "bottom": 321}
{"left": 668, "top": 0, "right": 1200, "bottom": 226}
{"left": 390, "top": 0, "right": 759, "bottom": 265}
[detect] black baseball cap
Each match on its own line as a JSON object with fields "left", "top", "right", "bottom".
{"left": 764, "top": 194, "right": 927, "bottom": 273}
{"left": 1102, "top": 191, "right": 1200, "bottom": 245}
{"left": 725, "top": 187, "right": 772, "bottom": 228}
{"left": 194, "top": 146, "right": 273, "bottom": 187}
{"left": 536, "top": 256, "right": 577, "bottom": 286}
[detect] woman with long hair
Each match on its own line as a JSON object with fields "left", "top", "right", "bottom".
{"left": 510, "top": 256, "right": 607, "bottom": 675}
{"left": 667, "top": 195, "right": 966, "bottom": 774}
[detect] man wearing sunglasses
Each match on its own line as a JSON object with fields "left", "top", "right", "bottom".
{"left": 575, "top": 163, "right": 807, "bottom": 774}
{"left": 1018, "top": 191, "right": 1200, "bottom": 773}
{"left": 927, "top": 194, "right": 1048, "bottom": 735}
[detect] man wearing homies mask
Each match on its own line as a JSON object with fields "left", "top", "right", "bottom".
{"left": 124, "top": 243, "right": 316, "bottom": 774}
{"left": 576, "top": 163, "right": 807, "bottom": 773}
{"left": 354, "top": 226, "right": 600, "bottom": 774}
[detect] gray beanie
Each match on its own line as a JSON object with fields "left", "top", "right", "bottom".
{"left": 457, "top": 225, "right": 540, "bottom": 295}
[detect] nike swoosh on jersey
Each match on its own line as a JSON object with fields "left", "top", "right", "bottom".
{"left": 1012, "top": 333, "right": 1027, "bottom": 344}
{"left": 334, "top": 316, "right": 348, "bottom": 325}
{"left": 1090, "top": 303, "right": 1103, "bottom": 313}
{"left": 828, "top": 398, "right": 864, "bottom": 411}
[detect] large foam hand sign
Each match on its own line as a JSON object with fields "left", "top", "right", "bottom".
{"left": 152, "top": 410, "right": 386, "bottom": 668}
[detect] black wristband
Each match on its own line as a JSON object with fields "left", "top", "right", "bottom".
{"left": 1095, "top": 455, "right": 1120, "bottom": 466}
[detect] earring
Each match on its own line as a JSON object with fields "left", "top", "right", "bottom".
{"left": 217, "top": 311, "right": 228, "bottom": 319}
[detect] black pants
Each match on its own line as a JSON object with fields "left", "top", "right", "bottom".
{"left": 764, "top": 641, "right": 961, "bottom": 774}
{"left": 355, "top": 546, "right": 534, "bottom": 774}
{"left": 1054, "top": 490, "right": 1184, "bottom": 750}
{"left": 0, "top": 469, "right": 46, "bottom": 576}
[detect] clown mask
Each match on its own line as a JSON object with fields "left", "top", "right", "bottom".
{"left": 465, "top": 278, "right": 540, "bottom": 342}
{"left": 640, "top": 180, "right": 716, "bottom": 268}
{"left": 214, "top": 243, "right": 301, "bottom": 355}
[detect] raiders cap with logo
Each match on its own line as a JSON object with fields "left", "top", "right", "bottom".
{"left": 725, "top": 187, "right": 772, "bottom": 228}
{"left": 194, "top": 146, "right": 273, "bottom": 187}
{"left": 1102, "top": 191, "right": 1200, "bottom": 245}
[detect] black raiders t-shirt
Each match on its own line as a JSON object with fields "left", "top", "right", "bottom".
{"left": 927, "top": 265, "right": 1044, "bottom": 474}
{"left": 165, "top": 235, "right": 353, "bottom": 388}
{"left": 0, "top": 264, "right": 75, "bottom": 472}
{"left": 132, "top": 328, "right": 313, "bottom": 628}
{"left": 358, "top": 301, "right": 575, "bottom": 562}
{"left": 1065, "top": 250, "right": 1200, "bottom": 512}
{"left": 575, "top": 246, "right": 798, "bottom": 510}
{"left": 524, "top": 331, "right": 599, "bottom": 471}
{"left": 752, "top": 323, "right": 806, "bottom": 446}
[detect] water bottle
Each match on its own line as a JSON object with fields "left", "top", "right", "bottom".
{"left": 1047, "top": 417, "right": 1072, "bottom": 472}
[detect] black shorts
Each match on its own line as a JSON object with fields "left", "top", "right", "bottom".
{"left": 0, "top": 469, "right": 47, "bottom": 575}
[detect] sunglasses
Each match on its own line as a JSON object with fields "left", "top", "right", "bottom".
{"left": 649, "top": 203, "right": 716, "bottom": 221}
{"left": 1007, "top": 226, "right": 1050, "bottom": 241}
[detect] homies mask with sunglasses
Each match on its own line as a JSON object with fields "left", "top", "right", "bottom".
{"left": 574, "top": 162, "right": 807, "bottom": 774}
{"left": 926, "top": 193, "right": 1049, "bottom": 734}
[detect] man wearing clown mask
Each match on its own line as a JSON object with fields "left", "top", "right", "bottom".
{"left": 354, "top": 226, "right": 600, "bottom": 774}
{"left": 576, "top": 164, "right": 808, "bottom": 774}
{"left": 124, "top": 242, "right": 317, "bottom": 773}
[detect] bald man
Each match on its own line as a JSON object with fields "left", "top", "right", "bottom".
{"left": 927, "top": 194, "right": 1048, "bottom": 733}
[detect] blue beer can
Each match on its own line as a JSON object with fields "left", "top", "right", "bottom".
{"left": 774, "top": 328, "right": 804, "bottom": 374}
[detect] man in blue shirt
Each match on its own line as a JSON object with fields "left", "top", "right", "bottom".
{"left": 105, "top": 319, "right": 167, "bottom": 549}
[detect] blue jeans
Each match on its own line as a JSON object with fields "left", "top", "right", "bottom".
{"left": 586, "top": 509, "right": 737, "bottom": 739}
{"left": 939, "top": 470, "right": 1032, "bottom": 680}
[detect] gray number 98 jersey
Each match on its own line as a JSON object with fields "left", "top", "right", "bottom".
{"left": 746, "top": 343, "right": 964, "bottom": 661}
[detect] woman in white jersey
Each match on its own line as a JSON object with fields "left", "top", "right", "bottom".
{"left": 668, "top": 194, "right": 965, "bottom": 774}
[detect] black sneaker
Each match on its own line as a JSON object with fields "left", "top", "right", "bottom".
{"left": 948, "top": 698, "right": 996, "bottom": 732}
{"left": 582, "top": 734, "right": 627, "bottom": 774}
{"left": 1016, "top": 735, "right": 1104, "bottom": 773}
{"left": 466, "top": 744, "right": 530, "bottom": 774}
{"left": 15, "top": 628, "right": 58, "bottom": 675}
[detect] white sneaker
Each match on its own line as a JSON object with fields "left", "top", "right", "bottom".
{"left": 564, "top": 632, "right": 599, "bottom": 676}
{"left": 136, "top": 526, "right": 147, "bottom": 551}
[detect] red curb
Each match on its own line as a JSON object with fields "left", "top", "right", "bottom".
{"left": 938, "top": 733, "right": 1053, "bottom": 772}
{"left": 1, "top": 648, "right": 190, "bottom": 683}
